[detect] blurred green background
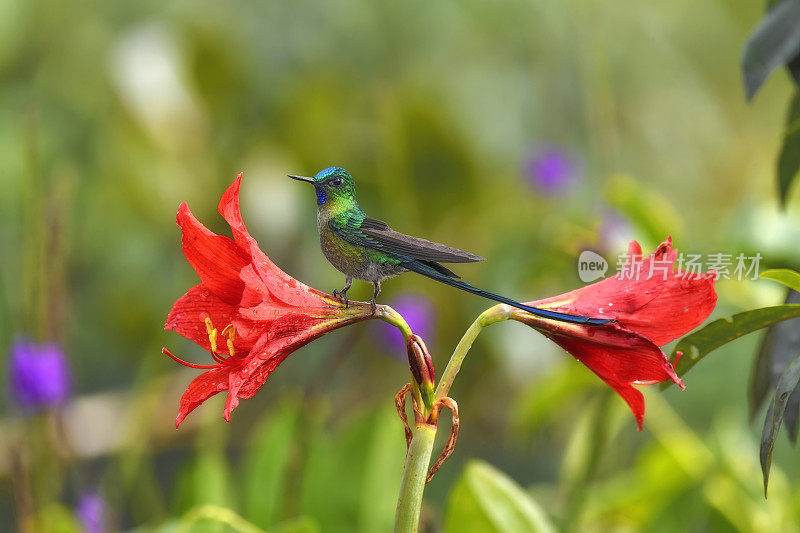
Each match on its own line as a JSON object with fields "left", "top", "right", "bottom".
{"left": 2, "top": 0, "right": 800, "bottom": 531}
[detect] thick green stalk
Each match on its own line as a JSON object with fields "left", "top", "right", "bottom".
{"left": 392, "top": 304, "right": 516, "bottom": 531}
{"left": 393, "top": 305, "right": 509, "bottom": 532}
{"left": 435, "top": 305, "right": 508, "bottom": 400}
{"left": 393, "top": 423, "right": 437, "bottom": 533}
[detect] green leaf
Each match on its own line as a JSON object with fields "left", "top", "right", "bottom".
{"left": 752, "top": 273, "right": 800, "bottom": 425}
{"left": 173, "top": 452, "right": 236, "bottom": 533}
{"left": 761, "top": 268, "right": 800, "bottom": 291}
{"left": 558, "top": 390, "right": 617, "bottom": 521}
{"left": 179, "top": 505, "right": 265, "bottom": 533}
{"left": 242, "top": 401, "right": 300, "bottom": 529}
{"left": 788, "top": 54, "right": 800, "bottom": 86}
{"left": 742, "top": 0, "right": 800, "bottom": 100}
{"left": 299, "top": 405, "right": 405, "bottom": 533}
{"left": 138, "top": 513, "right": 321, "bottom": 533}
{"left": 266, "top": 517, "right": 321, "bottom": 533}
{"left": 761, "top": 353, "right": 800, "bottom": 496}
{"left": 777, "top": 95, "right": 800, "bottom": 206}
{"left": 443, "top": 460, "right": 555, "bottom": 533}
{"left": 32, "top": 504, "right": 82, "bottom": 533}
{"left": 357, "top": 405, "right": 408, "bottom": 533}
{"left": 511, "top": 362, "right": 598, "bottom": 434}
{"left": 750, "top": 290, "right": 800, "bottom": 433}
{"left": 665, "top": 305, "right": 800, "bottom": 385}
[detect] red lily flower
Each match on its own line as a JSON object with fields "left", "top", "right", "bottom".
{"left": 163, "top": 174, "right": 373, "bottom": 427}
{"left": 513, "top": 239, "right": 716, "bottom": 429}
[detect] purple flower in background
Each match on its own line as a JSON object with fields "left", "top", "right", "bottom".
{"left": 523, "top": 145, "right": 582, "bottom": 195}
{"left": 377, "top": 294, "right": 435, "bottom": 357}
{"left": 8, "top": 338, "right": 71, "bottom": 411}
{"left": 76, "top": 492, "right": 108, "bottom": 533}
{"left": 599, "top": 209, "right": 634, "bottom": 253}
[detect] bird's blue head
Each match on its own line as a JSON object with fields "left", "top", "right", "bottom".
{"left": 288, "top": 167, "right": 356, "bottom": 207}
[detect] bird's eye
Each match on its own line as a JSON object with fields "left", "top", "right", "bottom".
{"left": 330, "top": 178, "right": 344, "bottom": 187}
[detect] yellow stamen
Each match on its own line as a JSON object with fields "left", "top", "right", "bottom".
{"left": 203, "top": 317, "right": 237, "bottom": 357}
{"left": 205, "top": 317, "right": 218, "bottom": 353}
{"left": 222, "top": 324, "right": 236, "bottom": 357}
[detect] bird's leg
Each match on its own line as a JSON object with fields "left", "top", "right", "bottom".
{"left": 333, "top": 276, "right": 353, "bottom": 308}
{"left": 370, "top": 281, "right": 381, "bottom": 315}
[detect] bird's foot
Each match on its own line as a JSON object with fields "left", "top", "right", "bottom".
{"left": 333, "top": 289, "right": 349, "bottom": 308}
{"left": 370, "top": 298, "right": 377, "bottom": 316}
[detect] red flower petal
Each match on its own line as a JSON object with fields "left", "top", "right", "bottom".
{"left": 175, "top": 366, "right": 232, "bottom": 427}
{"left": 176, "top": 202, "right": 249, "bottom": 305}
{"left": 215, "top": 309, "right": 369, "bottom": 424}
{"left": 166, "top": 174, "right": 374, "bottom": 426}
{"left": 530, "top": 318, "right": 683, "bottom": 430}
{"left": 514, "top": 238, "right": 716, "bottom": 430}
{"left": 533, "top": 237, "right": 716, "bottom": 346}
{"left": 165, "top": 285, "right": 237, "bottom": 352}
{"left": 219, "top": 174, "right": 334, "bottom": 307}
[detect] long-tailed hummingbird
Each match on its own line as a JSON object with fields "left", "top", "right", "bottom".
{"left": 289, "top": 167, "right": 610, "bottom": 325}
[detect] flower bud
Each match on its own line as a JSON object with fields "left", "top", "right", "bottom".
{"left": 406, "top": 334, "right": 435, "bottom": 410}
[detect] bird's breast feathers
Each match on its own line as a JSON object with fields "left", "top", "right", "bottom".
{"left": 318, "top": 218, "right": 403, "bottom": 282}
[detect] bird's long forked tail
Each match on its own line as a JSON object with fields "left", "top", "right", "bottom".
{"left": 403, "top": 260, "right": 614, "bottom": 326}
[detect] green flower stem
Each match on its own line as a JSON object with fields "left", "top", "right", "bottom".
{"left": 392, "top": 304, "right": 510, "bottom": 532}
{"left": 435, "top": 305, "right": 509, "bottom": 400}
{"left": 393, "top": 422, "right": 437, "bottom": 533}
{"left": 375, "top": 304, "right": 413, "bottom": 343}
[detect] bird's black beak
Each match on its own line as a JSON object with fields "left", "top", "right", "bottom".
{"left": 288, "top": 174, "right": 315, "bottom": 184}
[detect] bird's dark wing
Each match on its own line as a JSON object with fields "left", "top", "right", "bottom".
{"left": 360, "top": 217, "right": 484, "bottom": 263}
{"left": 330, "top": 214, "right": 484, "bottom": 264}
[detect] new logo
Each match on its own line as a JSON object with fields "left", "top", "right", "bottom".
{"left": 578, "top": 250, "right": 608, "bottom": 282}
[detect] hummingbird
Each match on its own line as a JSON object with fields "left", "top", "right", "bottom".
{"left": 289, "top": 167, "right": 611, "bottom": 326}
